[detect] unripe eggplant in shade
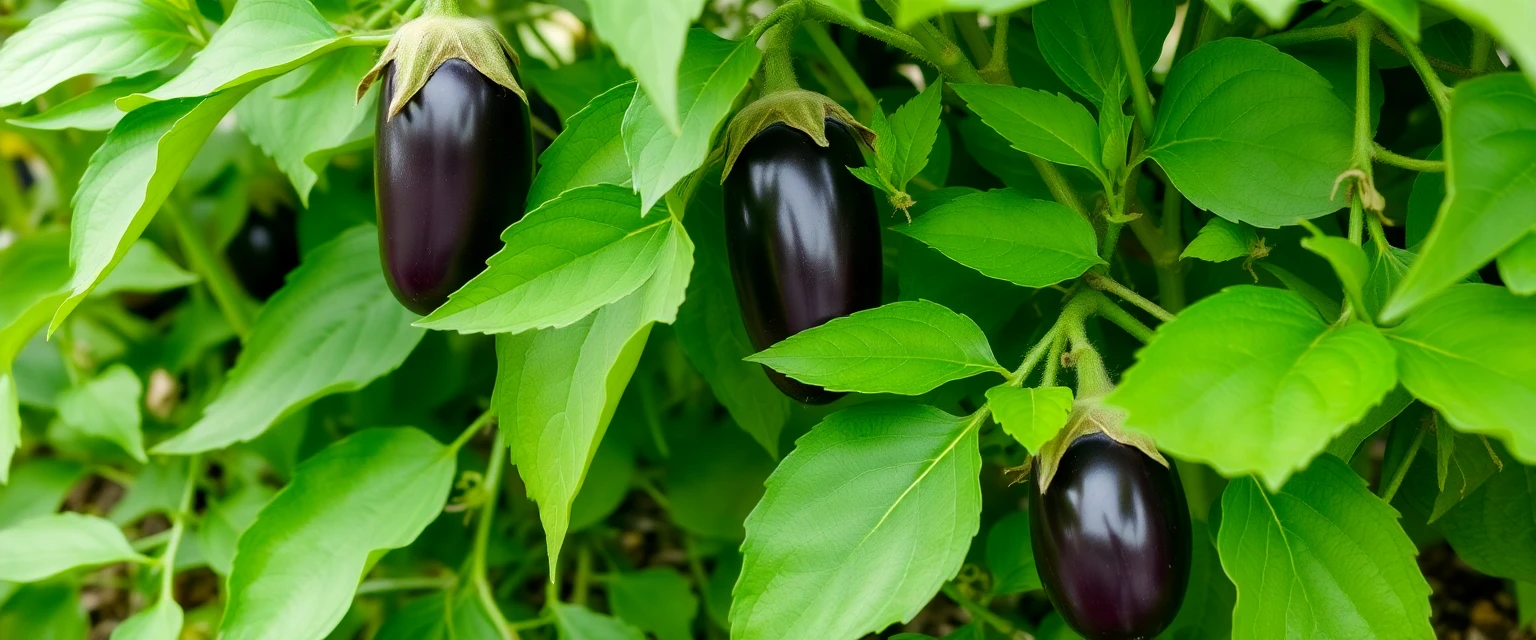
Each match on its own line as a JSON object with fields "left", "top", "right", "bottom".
{"left": 225, "top": 206, "right": 300, "bottom": 300}
{"left": 1031, "top": 432, "right": 1192, "bottom": 639}
{"left": 722, "top": 120, "right": 882, "bottom": 404}
{"left": 374, "top": 59, "right": 533, "bottom": 315}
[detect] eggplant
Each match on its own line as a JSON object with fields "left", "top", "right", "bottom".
{"left": 1031, "top": 432, "right": 1192, "bottom": 639}
{"left": 375, "top": 58, "right": 533, "bottom": 315}
{"left": 722, "top": 119, "right": 882, "bottom": 404}
{"left": 225, "top": 206, "right": 300, "bottom": 300}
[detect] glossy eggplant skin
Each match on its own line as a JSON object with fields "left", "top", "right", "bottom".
{"left": 722, "top": 120, "right": 881, "bottom": 404}
{"left": 225, "top": 206, "right": 300, "bottom": 300}
{"left": 1031, "top": 432, "right": 1191, "bottom": 640}
{"left": 375, "top": 58, "right": 533, "bottom": 315}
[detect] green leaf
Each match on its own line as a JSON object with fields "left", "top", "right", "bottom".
{"left": 1384, "top": 74, "right": 1536, "bottom": 320}
{"left": 585, "top": 0, "right": 706, "bottom": 133}
{"left": 986, "top": 386, "right": 1074, "bottom": 454}
{"left": 1031, "top": 0, "right": 1176, "bottom": 107}
{"left": 375, "top": 594, "right": 448, "bottom": 640}
{"left": 110, "top": 595, "right": 183, "bottom": 640}
{"left": 417, "top": 185, "right": 678, "bottom": 334}
{"left": 0, "top": 232, "right": 71, "bottom": 482}
{"left": 952, "top": 84, "right": 1105, "bottom": 182}
{"left": 674, "top": 187, "right": 789, "bottom": 456}
{"left": 55, "top": 364, "right": 146, "bottom": 462}
{"left": 521, "top": 56, "right": 633, "bottom": 123}
{"left": 894, "top": 0, "right": 1048, "bottom": 27}
{"left": 732, "top": 404, "right": 982, "bottom": 640}
{"left": 882, "top": 78, "right": 946, "bottom": 190}
{"left": 50, "top": 88, "right": 251, "bottom": 332}
{"left": 568, "top": 435, "right": 635, "bottom": 533}
{"left": 497, "top": 224, "right": 692, "bottom": 576}
{"left": 1231, "top": 0, "right": 1301, "bottom": 27}
{"left": 984, "top": 511, "right": 1041, "bottom": 595}
{"left": 1108, "top": 286, "right": 1397, "bottom": 489}
{"left": 1500, "top": 233, "right": 1536, "bottom": 296}
{"left": 0, "top": 0, "right": 189, "bottom": 107}
{"left": 1437, "top": 456, "right": 1536, "bottom": 583}
{"left": 551, "top": 602, "right": 645, "bottom": 640}
{"left": 623, "top": 30, "right": 760, "bottom": 212}
{"left": 1424, "top": 0, "right": 1536, "bottom": 90}
{"left": 1218, "top": 455, "right": 1433, "bottom": 638}
{"left": 1148, "top": 38, "right": 1353, "bottom": 228}
{"left": 609, "top": 569, "right": 698, "bottom": 640}
{"left": 93, "top": 240, "right": 198, "bottom": 297}
{"left": 1364, "top": 243, "right": 1415, "bottom": 321}
{"left": 0, "top": 459, "right": 86, "bottom": 529}
{"left": 528, "top": 82, "right": 637, "bottom": 210}
{"left": 896, "top": 189, "right": 1103, "bottom": 288}
{"left": 8, "top": 74, "right": 163, "bottom": 132}
{"left": 1405, "top": 146, "right": 1444, "bottom": 249}
{"left": 1383, "top": 284, "right": 1536, "bottom": 465}
{"left": 0, "top": 513, "right": 147, "bottom": 582}
{"left": 1258, "top": 262, "right": 1341, "bottom": 320}
{"left": 0, "top": 581, "right": 87, "bottom": 638}
{"left": 1181, "top": 218, "right": 1257, "bottom": 263}
{"left": 237, "top": 48, "right": 377, "bottom": 205}
{"left": 220, "top": 428, "right": 457, "bottom": 640}
{"left": 1326, "top": 386, "right": 1414, "bottom": 461}
{"left": 898, "top": 188, "right": 1029, "bottom": 333}
{"left": 154, "top": 227, "right": 426, "bottom": 454}
{"left": 666, "top": 423, "right": 774, "bottom": 539}
{"left": 747, "top": 300, "right": 1006, "bottom": 396}
{"left": 119, "top": 0, "right": 364, "bottom": 109}
{"left": 108, "top": 458, "right": 189, "bottom": 526}
{"left": 1300, "top": 233, "right": 1370, "bottom": 321}
{"left": 196, "top": 484, "right": 275, "bottom": 576}
{"left": 1425, "top": 422, "right": 1502, "bottom": 522}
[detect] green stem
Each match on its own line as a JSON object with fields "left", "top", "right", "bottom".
{"left": 155, "top": 455, "right": 200, "bottom": 604}
{"left": 362, "top": 0, "right": 412, "bottom": 29}
{"left": 875, "top": 0, "right": 985, "bottom": 84}
{"left": 1095, "top": 298, "right": 1156, "bottom": 343}
{"left": 1156, "top": 183, "right": 1186, "bottom": 312}
{"left": 400, "top": 0, "right": 424, "bottom": 20}
{"left": 1006, "top": 324, "right": 1062, "bottom": 387}
{"left": 1366, "top": 211, "right": 1391, "bottom": 253}
{"left": 1379, "top": 420, "right": 1426, "bottom": 502}
{"left": 1262, "top": 22, "right": 1352, "bottom": 48}
{"left": 1031, "top": 156, "right": 1087, "bottom": 218}
{"left": 1064, "top": 308, "right": 1113, "bottom": 399}
{"left": 1348, "top": 197, "right": 1365, "bottom": 247}
{"left": 1386, "top": 26, "right": 1451, "bottom": 116}
{"left": 762, "top": 21, "right": 801, "bottom": 93}
{"left": 980, "top": 15, "right": 1012, "bottom": 85}
{"left": 1041, "top": 330, "right": 1066, "bottom": 388}
{"left": 1470, "top": 29, "right": 1493, "bottom": 74}
{"left": 469, "top": 430, "right": 517, "bottom": 639}
{"left": 132, "top": 529, "right": 173, "bottom": 553}
{"left": 940, "top": 583, "right": 1018, "bottom": 634}
{"left": 572, "top": 544, "right": 592, "bottom": 606}
{"left": 448, "top": 408, "right": 497, "bottom": 454}
{"left": 1373, "top": 29, "right": 1472, "bottom": 78}
{"left": 1084, "top": 272, "right": 1176, "bottom": 322}
{"left": 804, "top": 22, "right": 879, "bottom": 121}
{"left": 163, "top": 199, "right": 255, "bottom": 340}
{"left": 801, "top": 3, "right": 929, "bottom": 64}
{"left": 1352, "top": 17, "right": 1376, "bottom": 176}
{"left": 1109, "top": 0, "right": 1156, "bottom": 136}
{"left": 954, "top": 13, "right": 992, "bottom": 68}
{"left": 1373, "top": 143, "right": 1445, "bottom": 172}
{"left": 422, "top": 0, "right": 460, "bottom": 17}
{"left": 356, "top": 576, "right": 456, "bottom": 594}
{"left": 1172, "top": 0, "right": 1205, "bottom": 62}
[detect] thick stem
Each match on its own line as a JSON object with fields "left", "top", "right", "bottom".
{"left": 1262, "top": 22, "right": 1352, "bottom": 48}
{"left": 1352, "top": 18, "right": 1376, "bottom": 176}
{"left": 954, "top": 12, "right": 992, "bottom": 67}
{"left": 1084, "top": 272, "right": 1176, "bottom": 322}
{"left": 1470, "top": 29, "right": 1493, "bottom": 74}
{"left": 164, "top": 199, "right": 255, "bottom": 340}
{"left": 1386, "top": 26, "right": 1451, "bottom": 115}
{"left": 804, "top": 22, "right": 878, "bottom": 121}
{"left": 979, "top": 12, "right": 1012, "bottom": 84}
{"left": 762, "top": 21, "right": 801, "bottom": 93}
{"left": 1348, "top": 197, "right": 1365, "bottom": 247}
{"left": 469, "top": 430, "right": 517, "bottom": 639}
{"left": 876, "top": 0, "right": 985, "bottom": 84}
{"left": 1031, "top": 156, "right": 1087, "bottom": 218}
{"left": 362, "top": 0, "right": 412, "bottom": 29}
{"left": 1065, "top": 313, "right": 1113, "bottom": 399}
{"left": 1095, "top": 299, "right": 1156, "bottom": 343}
{"left": 1156, "top": 182, "right": 1185, "bottom": 312}
{"left": 1366, "top": 212, "right": 1391, "bottom": 253}
{"left": 1109, "top": 0, "right": 1156, "bottom": 136}
{"left": 802, "top": 3, "right": 929, "bottom": 64}
{"left": 1374, "top": 143, "right": 1445, "bottom": 172}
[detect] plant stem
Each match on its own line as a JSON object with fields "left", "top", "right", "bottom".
{"left": 1470, "top": 28, "right": 1493, "bottom": 74}
{"left": 762, "top": 21, "right": 801, "bottom": 93}
{"left": 802, "top": 3, "right": 929, "bottom": 64}
{"left": 1064, "top": 311, "right": 1113, "bottom": 399}
{"left": 1084, "top": 272, "right": 1176, "bottom": 322}
{"left": 1385, "top": 26, "right": 1451, "bottom": 115}
{"left": 979, "top": 12, "right": 1012, "bottom": 84}
{"left": 1109, "top": 0, "right": 1156, "bottom": 136}
{"left": 1348, "top": 197, "right": 1365, "bottom": 247}
{"left": 875, "top": 0, "right": 985, "bottom": 84}
{"left": 1373, "top": 143, "right": 1445, "bottom": 172}
{"left": 1156, "top": 183, "right": 1186, "bottom": 312}
{"left": 1041, "top": 330, "right": 1066, "bottom": 387}
{"left": 1379, "top": 420, "right": 1426, "bottom": 502}
{"left": 163, "top": 199, "right": 255, "bottom": 340}
{"left": 468, "top": 430, "right": 517, "bottom": 639}
{"left": 449, "top": 408, "right": 497, "bottom": 454}
{"left": 422, "top": 0, "right": 459, "bottom": 17}
{"left": 1352, "top": 17, "right": 1376, "bottom": 174}
{"left": 940, "top": 583, "right": 1017, "bottom": 634}
{"left": 132, "top": 529, "right": 173, "bottom": 553}
{"left": 1006, "top": 324, "right": 1062, "bottom": 387}
{"left": 1095, "top": 298, "right": 1156, "bottom": 342}
{"left": 1262, "top": 21, "right": 1352, "bottom": 47}
{"left": 1373, "top": 29, "right": 1473, "bottom": 79}
{"left": 356, "top": 575, "right": 457, "bottom": 594}
{"left": 362, "top": 0, "right": 412, "bottom": 29}
{"left": 1366, "top": 211, "right": 1391, "bottom": 253}
{"left": 1031, "top": 156, "right": 1087, "bottom": 218}
{"left": 155, "top": 455, "right": 200, "bottom": 605}
{"left": 804, "top": 22, "right": 879, "bottom": 121}
{"left": 954, "top": 12, "right": 992, "bottom": 67}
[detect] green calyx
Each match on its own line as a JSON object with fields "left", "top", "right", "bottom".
{"left": 1033, "top": 395, "right": 1169, "bottom": 493}
{"left": 720, "top": 89, "right": 876, "bottom": 180}
{"left": 357, "top": 14, "right": 528, "bottom": 119}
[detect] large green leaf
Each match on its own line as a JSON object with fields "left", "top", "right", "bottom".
{"left": 8, "top": 74, "right": 163, "bottom": 132}
{"left": 418, "top": 185, "right": 678, "bottom": 334}
{"left": 1147, "top": 38, "right": 1353, "bottom": 228}
{"left": 0, "top": 513, "right": 147, "bottom": 582}
{"left": 1108, "top": 286, "right": 1397, "bottom": 489}
{"left": 50, "top": 88, "right": 251, "bottom": 332}
{"left": 609, "top": 569, "right": 698, "bottom": 640}
{"left": 1218, "top": 455, "right": 1433, "bottom": 638}
{"left": 197, "top": 484, "right": 275, "bottom": 576}
{"left": 0, "top": 0, "right": 189, "bottom": 107}
{"left": 894, "top": 0, "right": 1047, "bottom": 26}
{"left": 93, "top": 240, "right": 198, "bottom": 297}
{"left": 527, "top": 82, "right": 637, "bottom": 210}
{"left": 0, "top": 581, "right": 87, "bottom": 638}
{"left": 54, "top": 364, "right": 145, "bottom": 462}
{"left": 1383, "top": 74, "right": 1536, "bottom": 320}
{"left": 497, "top": 222, "right": 692, "bottom": 576}
{"left": 747, "top": 300, "right": 1005, "bottom": 396}
{"left": 874, "top": 79, "right": 946, "bottom": 193}
{"left": 154, "top": 227, "right": 426, "bottom": 454}
{"left": 1384, "top": 284, "right": 1536, "bottom": 464}
{"left": 1500, "top": 233, "right": 1536, "bottom": 295}
{"left": 1301, "top": 234, "right": 1370, "bottom": 320}
{"left": 585, "top": 0, "right": 707, "bottom": 133}
{"left": 896, "top": 189, "right": 1102, "bottom": 288}
{"left": 0, "top": 459, "right": 86, "bottom": 529}
{"left": 1424, "top": 0, "right": 1536, "bottom": 89}
{"left": 984, "top": 511, "right": 1041, "bottom": 595}
{"left": 623, "top": 30, "right": 760, "bottom": 212}
{"left": 551, "top": 602, "right": 646, "bottom": 640}
{"left": 986, "top": 386, "right": 1073, "bottom": 454}
{"left": 1436, "top": 457, "right": 1536, "bottom": 583}
{"left": 220, "top": 428, "right": 457, "bottom": 640}
{"left": 111, "top": 595, "right": 183, "bottom": 640}
{"left": 1031, "top": 0, "right": 1175, "bottom": 108}
{"left": 0, "top": 232, "right": 71, "bottom": 482}
{"left": 732, "top": 404, "right": 982, "bottom": 640}
{"left": 952, "top": 84, "right": 1105, "bottom": 183}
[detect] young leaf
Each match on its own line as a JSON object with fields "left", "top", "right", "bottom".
{"left": 0, "top": 231, "right": 71, "bottom": 482}
{"left": 8, "top": 74, "right": 163, "bottom": 132}
{"left": 0, "top": 512, "right": 148, "bottom": 582}
{"left": 986, "top": 386, "right": 1073, "bottom": 454}
{"left": 498, "top": 224, "right": 692, "bottom": 576}
{"left": 551, "top": 601, "right": 646, "bottom": 640}
{"left": 1030, "top": 0, "right": 1176, "bottom": 107}
{"left": 1423, "top": 0, "right": 1536, "bottom": 89}
{"left": 1437, "top": 455, "right": 1536, "bottom": 583}
{"left": 197, "top": 484, "right": 276, "bottom": 576}
{"left": 896, "top": 189, "right": 1103, "bottom": 288}
{"left": 93, "top": 240, "right": 198, "bottom": 297}
{"left": 984, "top": 511, "right": 1042, "bottom": 595}
{"left": 747, "top": 300, "right": 1006, "bottom": 396}
{"left": 1300, "top": 234, "right": 1370, "bottom": 321}
{"left": 1500, "top": 233, "right": 1536, "bottom": 296}
{"left": 1148, "top": 39, "right": 1353, "bottom": 228}
{"left": 1182, "top": 218, "right": 1258, "bottom": 263}
{"left": 111, "top": 595, "right": 183, "bottom": 640}
{"left": 1384, "top": 74, "right": 1536, "bottom": 321}
{"left": 0, "top": 0, "right": 189, "bottom": 107}
{"left": 609, "top": 569, "right": 699, "bottom": 640}
{"left": 220, "top": 428, "right": 457, "bottom": 640}
{"left": 1364, "top": 243, "right": 1415, "bottom": 320}
{"left": 732, "top": 404, "right": 983, "bottom": 640}
{"left": 527, "top": 82, "right": 637, "bottom": 210}
{"left": 55, "top": 364, "right": 146, "bottom": 462}
{"left": 585, "top": 0, "right": 707, "bottom": 133}
{"left": 1218, "top": 455, "right": 1433, "bottom": 638}
{"left": 154, "top": 226, "right": 426, "bottom": 454}
{"left": 0, "top": 459, "right": 87, "bottom": 529}
{"left": 417, "top": 185, "right": 677, "bottom": 334}
{"left": 883, "top": 78, "right": 946, "bottom": 191}
{"left": 1384, "top": 284, "right": 1536, "bottom": 465}
{"left": 1108, "top": 286, "right": 1397, "bottom": 489}
{"left": 952, "top": 84, "right": 1106, "bottom": 183}
{"left": 623, "top": 30, "right": 761, "bottom": 212}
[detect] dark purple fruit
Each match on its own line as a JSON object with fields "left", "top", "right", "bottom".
{"left": 375, "top": 58, "right": 533, "bottom": 315}
{"left": 225, "top": 206, "right": 300, "bottom": 300}
{"left": 1031, "top": 432, "right": 1191, "bottom": 640}
{"left": 722, "top": 120, "right": 881, "bottom": 404}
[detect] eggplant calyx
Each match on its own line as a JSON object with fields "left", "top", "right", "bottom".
{"left": 720, "top": 89, "right": 875, "bottom": 180}
{"left": 1032, "top": 394, "right": 1169, "bottom": 493}
{"left": 357, "top": 15, "right": 527, "bottom": 118}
